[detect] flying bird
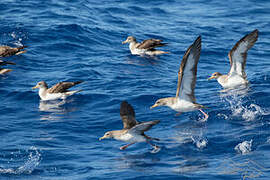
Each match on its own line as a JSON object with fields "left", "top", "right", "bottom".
{"left": 100, "top": 101, "right": 160, "bottom": 151}
{"left": 122, "top": 36, "right": 169, "bottom": 56}
{"left": 208, "top": 29, "right": 258, "bottom": 88}
{"left": 32, "top": 81, "right": 83, "bottom": 100}
{"left": 151, "top": 36, "right": 208, "bottom": 120}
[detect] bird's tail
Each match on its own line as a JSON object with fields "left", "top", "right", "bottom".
{"left": 73, "top": 81, "right": 83, "bottom": 86}
{"left": 153, "top": 50, "right": 170, "bottom": 55}
{"left": 144, "top": 134, "right": 160, "bottom": 141}
{"left": 195, "top": 103, "right": 209, "bottom": 109}
{"left": 15, "top": 46, "right": 28, "bottom": 55}
{"left": 18, "top": 46, "right": 28, "bottom": 50}
{"left": 65, "top": 89, "right": 83, "bottom": 96}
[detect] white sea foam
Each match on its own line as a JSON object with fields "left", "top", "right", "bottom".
{"left": 0, "top": 146, "right": 41, "bottom": 175}
{"left": 234, "top": 140, "right": 253, "bottom": 154}
{"left": 191, "top": 136, "right": 208, "bottom": 149}
{"left": 222, "top": 93, "right": 269, "bottom": 121}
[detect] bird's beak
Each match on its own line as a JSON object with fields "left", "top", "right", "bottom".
{"left": 32, "top": 85, "right": 38, "bottom": 89}
{"left": 150, "top": 104, "right": 158, "bottom": 109}
{"left": 99, "top": 136, "right": 105, "bottom": 141}
{"left": 207, "top": 76, "right": 215, "bottom": 80}
{"left": 122, "top": 40, "right": 128, "bottom": 44}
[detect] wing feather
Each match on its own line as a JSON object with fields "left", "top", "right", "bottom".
{"left": 120, "top": 101, "right": 138, "bottom": 129}
{"left": 228, "top": 29, "right": 258, "bottom": 78}
{"left": 137, "top": 39, "right": 167, "bottom": 50}
{"left": 129, "top": 120, "right": 160, "bottom": 134}
{"left": 47, "top": 81, "right": 83, "bottom": 93}
{"left": 175, "top": 36, "right": 201, "bottom": 103}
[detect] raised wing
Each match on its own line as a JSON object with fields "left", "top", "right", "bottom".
{"left": 120, "top": 101, "right": 138, "bottom": 129}
{"left": 129, "top": 120, "right": 160, "bottom": 134}
{"left": 175, "top": 36, "right": 201, "bottom": 103}
{"left": 228, "top": 29, "right": 258, "bottom": 78}
{"left": 137, "top": 39, "right": 167, "bottom": 50}
{"left": 47, "top": 81, "right": 83, "bottom": 93}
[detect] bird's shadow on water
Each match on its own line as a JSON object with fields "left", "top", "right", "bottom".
{"left": 124, "top": 55, "right": 161, "bottom": 66}
{"left": 218, "top": 86, "right": 270, "bottom": 122}
{"left": 114, "top": 150, "right": 161, "bottom": 172}
{"left": 38, "top": 97, "right": 83, "bottom": 121}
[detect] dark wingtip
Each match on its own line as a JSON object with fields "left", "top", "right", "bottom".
{"left": 195, "top": 35, "right": 201, "bottom": 43}
{"left": 120, "top": 101, "right": 135, "bottom": 117}
{"left": 74, "top": 81, "right": 83, "bottom": 85}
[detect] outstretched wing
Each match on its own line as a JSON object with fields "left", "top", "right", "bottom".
{"left": 47, "top": 81, "right": 83, "bottom": 93}
{"left": 120, "top": 101, "right": 138, "bottom": 129}
{"left": 175, "top": 36, "right": 201, "bottom": 103}
{"left": 228, "top": 29, "right": 258, "bottom": 78}
{"left": 137, "top": 39, "right": 167, "bottom": 50}
{"left": 129, "top": 120, "right": 160, "bottom": 134}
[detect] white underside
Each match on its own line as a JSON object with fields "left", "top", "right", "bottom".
{"left": 218, "top": 75, "right": 247, "bottom": 89}
{"left": 38, "top": 88, "right": 70, "bottom": 101}
{"left": 115, "top": 132, "right": 146, "bottom": 143}
{"left": 130, "top": 47, "right": 147, "bottom": 55}
{"left": 40, "top": 92, "right": 67, "bottom": 101}
{"left": 169, "top": 99, "right": 198, "bottom": 113}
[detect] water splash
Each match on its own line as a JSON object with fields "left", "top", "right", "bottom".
{"left": 234, "top": 140, "right": 253, "bottom": 155}
{"left": 191, "top": 136, "right": 208, "bottom": 149}
{"left": 222, "top": 93, "right": 269, "bottom": 121}
{"left": 0, "top": 146, "right": 41, "bottom": 175}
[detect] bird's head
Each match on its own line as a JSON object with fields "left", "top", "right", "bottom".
{"left": 99, "top": 131, "right": 114, "bottom": 140}
{"left": 151, "top": 98, "right": 174, "bottom": 109}
{"left": 122, "top": 36, "right": 136, "bottom": 44}
{"left": 208, "top": 72, "right": 222, "bottom": 80}
{"left": 32, "top": 81, "right": 48, "bottom": 90}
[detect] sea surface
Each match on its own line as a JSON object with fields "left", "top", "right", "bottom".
{"left": 0, "top": 0, "right": 270, "bottom": 179}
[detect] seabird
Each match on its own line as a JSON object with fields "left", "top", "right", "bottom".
{"left": 150, "top": 36, "right": 209, "bottom": 120}
{"left": 208, "top": 29, "right": 259, "bottom": 88}
{"left": 0, "top": 60, "right": 16, "bottom": 75}
{"left": 0, "top": 45, "right": 27, "bottom": 57}
{"left": 122, "top": 36, "right": 169, "bottom": 56}
{"left": 100, "top": 101, "right": 160, "bottom": 150}
{"left": 32, "top": 81, "right": 83, "bottom": 100}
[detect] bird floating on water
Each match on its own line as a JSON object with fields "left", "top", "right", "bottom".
{"left": 32, "top": 81, "right": 83, "bottom": 101}
{"left": 0, "top": 45, "right": 27, "bottom": 57}
{"left": 208, "top": 29, "right": 259, "bottom": 89}
{"left": 100, "top": 101, "right": 160, "bottom": 151}
{"left": 151, "top": 36, "right": 209, "bottom": 121}
{"left": 122, "top": 36, "right": 169, "bottom": 56}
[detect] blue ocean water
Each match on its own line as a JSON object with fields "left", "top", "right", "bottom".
{"left": 0, "top": 0, "right": 270, "bottom": 179}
